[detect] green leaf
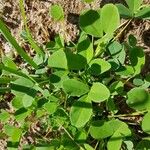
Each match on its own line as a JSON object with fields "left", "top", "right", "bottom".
{"left": 44, "top": 101, "right": 58, "bottom": 114}
{"left": 129, "top": 47, "right": 145, "bottom": 75}
{"left": 90, "top": 120, "right": 114, "bottom": 139}
{"left": 11, "top": 77, "right": 37, "bottom": 108}
{"left": 107, "top": 120, "right": 131, "bottom": 150}
{"left": 135, "top": 7, "right": 150, "bottom": 19}
{"left": 0, "top": 64, "right": 34, "bottom": 81}
{"left": 50, "top": 4, "right": 64, "bottom": 21}
{"left": 70, "top": 95, "right": 92, "bottom": 128}
{"left": 12, "top": 97, "right": 23, "bottom": 109}
{"left": 48, "top": 50, "right": 68, "bottom": 69}
{"left": 133, "top": 77, "right": 144, "bottom": 86}
{"left": 0, "top": 110, "right": 10, "bottom": 123}
{"left": 75, "top": 130, "right": 87, "bottom": 143}
{"left": 127, "top": 88, "right": 150, "bottom": 110}
{"left": 128, "top": 34, "right": 137, "bottom": 47}
{"left": 109, "top": 81, "right": 124, "bottom": 95}
{"left": 22, "top": 94, "right": 35, "bottom": 108}
{"left": 136, "top": 140, "right": 150, "bottom": 150}
{"left": 88, "top": 58, "right": 111, "bottom": 76}
{"left": 63, "top": 79, "right": 89, "bottom": 96}
{"left": 0, "top": 87, "right": 11, "bottom": 93}
{"left": 84, "top": 144, "right": 94, "bottom": 150}
{"left": 4, "top": 125, "right": 22, "bottom": 142}
{"left": 48, "top": 50, "right": 87, "bottom": 70}
{"left": 142, "top": 112, "right": 150, "bottom": 134}
{"left": 66, "top": 50, "right": 87, "bottom": 70}
{"left": 0, "top": 19, "right": 38, "bottom": 69}
{"left": 101, "top": 4, "right": 120, "bottom": 34}
{"left": 125, "top": 0, "right": 143, "bottom": 14}
{"left": 77, "top": 34, "right": 93, "bottom": 63}
{"left": 88, "top": 82, "right": 110, "bottom": 103}
{"left": 116, "top": 65, "right": 134, "bottom": 77}
{"left": 108, "top": 41, "right": 122, "bottom": 57}
{"left": 0, "top": 77, "right": 16, "bottom": 84}
{"left": 116, "top": 4, "right": 133, "bottom": 18}
{"left": 14, "top": 108, "right": 31, "bottom": 123}
{"left": 50, "top": 70, "right": 69, "bottom": 88}
{"left": 79, "top": 9, "right": 103, "bottom": 37}
{"left": 124, "top": 140, "right": 134, "bottom": 150}
{"left": 2, "top": 56, "right": 17, "bottom": 70}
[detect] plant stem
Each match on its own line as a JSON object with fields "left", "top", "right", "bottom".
{"left": 60, "top": 125, "right": 84, "bottom": 149}
{"left": 108, "top": 110, "right": 147, "bottom": 118}
{"left": 113, "top": 19, "right": 132, "bottom": 41}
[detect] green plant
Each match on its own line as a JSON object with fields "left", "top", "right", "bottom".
{"left": 0, "top": 0, "right": 150, "bottom": 149}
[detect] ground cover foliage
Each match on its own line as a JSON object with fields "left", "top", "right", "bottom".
{"left": 0, "top": 0, "right": 150, "bottom": 149}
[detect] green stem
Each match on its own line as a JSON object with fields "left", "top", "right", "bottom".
{"left": 19, "top": 0, "right": 44, "bottom": 57}
{"left": 108, "top": 110, "right": 147, "bottom": 118}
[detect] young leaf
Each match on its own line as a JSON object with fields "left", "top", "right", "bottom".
{"left": 63, "top": 79, "right": 89, "bottom": 97}
{"left": 79, "top": 9, "right": 103, "bottom": 37}
{"left": 88, "top": 58, "right": 111, "bottom": 76}
{"left": 0, "top": 19, "right": 38, "bottom": 69}
{"left": 101, "top": 4, "right": 120, "bottom": 34}
{"left": 70, "top": 95, "right": 92, "bottom": 128}
{"left": 88, "top": 82, "right": 110, "bottom": 103}
{"left": 90, "top": 120, "right": 114, "bottom": 139}
{"left": 50, "top": 4, "right": 64, "bottom": 21}
{"left": 127, "top": 88, "right": 150, "bottom": 110}
{"left": 142, "top": 112, "right": 150, "bottom": 134}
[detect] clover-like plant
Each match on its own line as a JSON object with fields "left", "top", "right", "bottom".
{"left": 0, "top": 0, "right": 150, "bottom": 149}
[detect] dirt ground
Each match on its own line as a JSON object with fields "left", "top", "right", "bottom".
{"left": 0, "top": 0, "right": 150, "bottom": 52}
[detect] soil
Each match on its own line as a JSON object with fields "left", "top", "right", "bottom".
{"left": 1, "top": 0, "right": 150, "bottom": 53}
